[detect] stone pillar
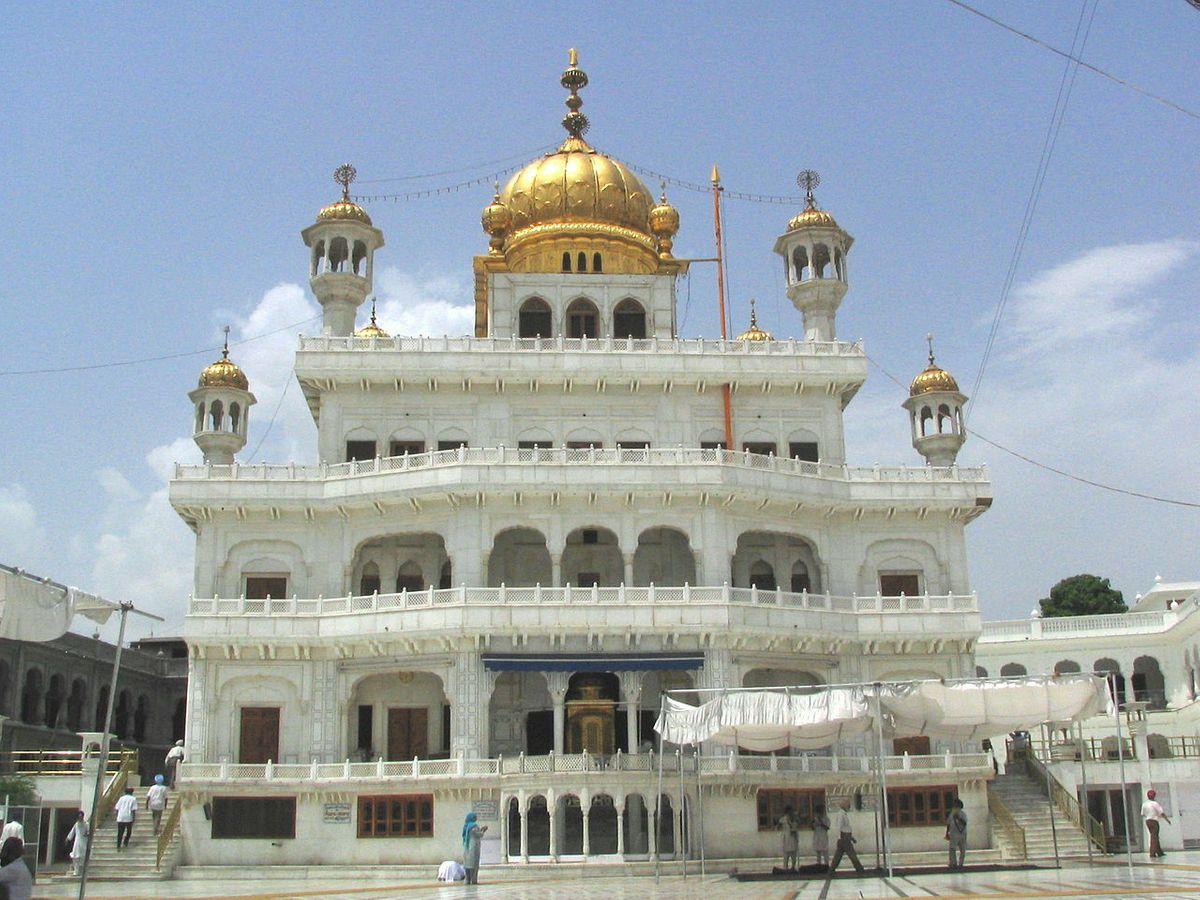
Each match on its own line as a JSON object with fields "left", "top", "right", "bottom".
{"left": 582, "top": 801, "right": 591, "bottom": 858}
{"left": 623, "top": 554, "right": 635, "bottom": 586}
{"left": 549, "top": 800, "right": 559, "bottom": 860}
{"left": 551, "top": 554, "right": 562, "bottom": 587}
{"left": 447, "top": 652, "right": 489, "bottom": 758}
{"left": 545, "top": 671, "right": 571, "bottom": 755}
{"left": 520, "top": 801, "right": 529, "bottom": 862}
{"left": 648, "top": 798, "right": 658, "bottom": 857}
{"left": 309, "top": 659, "right": 340, "bottom": 762}
{"left": 616, "top": 800, "right": 626, "bottom": 857}
{"left": 619, "top": 671, "right": 645, "bottom": 752}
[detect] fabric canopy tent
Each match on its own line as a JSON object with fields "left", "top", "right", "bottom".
{"left": 654, "top": 674, "right": 1111, "bottom": 750}
{"left": 0, "top": 565, "right": 118, "bottom": 642}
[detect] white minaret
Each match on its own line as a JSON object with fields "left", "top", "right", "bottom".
{"left": 189, "top": 327, "right": 256, "bottom": 465}
{"left": 301, "top": 164, "right": 385, "bottom": 336}
{"left": 903, "top": 334, "right": 967, "bottom": 467}
{"left": 772, "top": 170, "right": 853, "bottom": 342}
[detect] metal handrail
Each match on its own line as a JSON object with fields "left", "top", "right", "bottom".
{"left": 987, "top": 790, "right": 1027, "bottom": 860}
{"left": 94, "top": 752, "right": 139, "bottom": 830}
{"left": 1023, "top": 752, "right": 1106, "bottom": 852}
{"left": 155, "top": 797, "right": 182, "bottom": 869}
{"left": 0, "top": 749, "right": 132, "bottom": 777}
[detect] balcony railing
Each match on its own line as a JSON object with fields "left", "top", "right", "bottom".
{"left": 0, "top": 748, "right": 138, "bottom": 777}
{"left": 175, "top": 446, "right": 987, "bottom": 484}
{"left": 979, "top": 602, "right": 1195, "bottom": 642}
{"left": 297, "top": 334, "right": 865, "bottom": 357}
{"left": 187, "top": 584, "right": 979, "bottom": 618}
{"left": 179, "top": 751, "right": 991, "bottom": 784}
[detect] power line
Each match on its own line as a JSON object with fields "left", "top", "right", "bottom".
{"left": 0, "top": 315, "right": 321, "bottom": 378}
{"left": 942, "top": 0, "right": 1200, "bottom": 121}
{"left": 247, "top": 368, "right": 294, "bottom": 461}
{"left": 864, "top": 352, "right": 1199, "bottom": 509}
{"left": 969, "top": 0, "right": 1098, "bottom": 413}
{"left": 354, "top": 146, "right": 557, "bottom": 184}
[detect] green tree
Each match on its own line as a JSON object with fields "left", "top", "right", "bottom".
{"left": 1038, "top": 574, "right": 1127, "bottom": 618}
{"left": 0, "top": 773, "right": 37, "bottom": 806}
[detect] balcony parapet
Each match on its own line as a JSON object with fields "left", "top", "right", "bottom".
{"left": 297, "top": 334, "right": 865, "bottom": 357}
{"left": 979, "top": 600, "right": 1196, "bottom": 643}
{"left": 178, "top": 750, "right": 991, "bottom": 788}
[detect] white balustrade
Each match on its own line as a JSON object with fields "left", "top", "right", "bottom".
{"left": 979, "top": 603, "right": 1195, "bottom": 642}
{"left": 297, "top": 334, "right": 865, "bottom": 357}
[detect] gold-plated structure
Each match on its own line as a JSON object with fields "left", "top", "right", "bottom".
{"left": 649, "top": 184, "right": 680, "bottom": 258}
{"left": 909, "top": 334, "right": 960, "bottom": 396}
{"left": 480, "top": 183, "right": 512, "bottom": 255}
{"left": 354, "top": 298, "right": 389, "bottom": 339}
{"left": 318, "top": 163, "right": 373, "bottom": 225}
{"left": 199, "top": 327, "right": 249, "bottom": 390}
{"left": 735, "top": 299, "right": 774, "bottom": 342}
{"left": 787, "top": 168, "right": 839, "bottom": 231}
{"left": 565, "top": 676, "right": 616, "bottom": 755}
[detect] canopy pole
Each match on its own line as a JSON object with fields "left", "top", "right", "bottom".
{"left": 1076, "top": 720, "right": 1093, "bottom": 864}
{"left": 873, "top": 683, "right": 893, "bottom": 877}
{"left": 1111, "top": 675, "right": 1135, "bottom": 878}
{"left": 678, "top": 747, "right": 687, "bottom": 878}
{"left": 695, "top": 745, "right": 706, "bottom": 876}
{"left": 1040, "top": 723, "right": 1060, "bottom": 867}
{"left": 655, "top": 695, "right": 664, "bottom": 884}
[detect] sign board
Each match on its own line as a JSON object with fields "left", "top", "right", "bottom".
{"left": 323, "top": 802, "right": 352, "bottom": 824}
{"left": 472, "top": 799, "right": 499, "bottom": 821}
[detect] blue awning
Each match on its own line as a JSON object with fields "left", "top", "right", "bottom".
{"left": 482, "top": 652, "right": 704, "bottom": 672}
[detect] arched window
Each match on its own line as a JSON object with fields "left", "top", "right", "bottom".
{"left": 359, "top": 561, "right": 381, "bottom": 596}
{"left": 834, "top": 248, "right": 845, "bottom": 280}
{"left": 937, "top": 404, "right": 952, "bottom": 434}
{"left": 919, "top": 406, "right": 933, "bottom": 437}
{"left": 577, "top": 251, "right": 587, "bottom": 273}
{"left": 134, "top": 694, "right": 149, "bottom": 742}
{"left": 1095, "top": 658, "right": 1126, "bottom": 705}
{"left": 518, "top": 298, "right": 552, "bottom": 338}
{"left": 791, "top": 246, "right": 809, "bottom": 282}
{"left": 812, "top": 244, "right": 831, "bottom": 278}
{"left": 209, "top": 400, "right": 223, "bottom": 432}
{"left": 1132, "top": 656, "right": 1167, "bottom": 709}
{"left": 328, "top": 237, "right": 349, "bottom": 273}
{"left": 95, "top": 685, "right": 110, "bottom": 732}
{"left": 0, "top": 661, "right": 10, "bottom": 717}
{"left": 311, "top": 240, "right": 325, "bottom": 276}
{"left": 229, "top": 402, "right": 241, "bottom": 435}
{"left": 19, "top": 668, "right": 43, "bottom": 724}
{"left": 172, "top": 698, "right": 186, "bottom": 742}
{"left": 613, "top": 299, "right": 647, "bottom": 339}
{"left": 195, "top": 403, "right": 205, "bottom": 433}
{"left": 790, "top": 560, "right": 811, "bottom": 593}
{"left": 593, "top": 252, "right": 603, "bottom": 273}
{"left": 114, "top": 690, "right": 132, "bottom": 739}
{"left": 439, "top": 559, "right": 452, "bottom": 589}
{"left": 975, "top": 666, "right": 988, "bottom": 678}
{"left": 566, "top": 298, "right": 599, "bottom": 339}
{"left": 999, "top": 663, "right": 1027, "bottom": 677}
{"left": 749, "top": 560, "right": 776, "bottom": 591}
{"left": 396, "top": 561, "right": 424, "bottom": 593}
{"left": 45, "top": 673, "right": 65, "bottom": 728}
{"left": 352, "top": 240, "right": 367, "bottom": 276}
{"left": 66, "top": 678, "right": 87, "bottom": 731}
{"left": 562, "top": 252, "right": 572, "bottom": 273}
{"left": 1054, "top": 660, "right": 1081, "bottom": 675}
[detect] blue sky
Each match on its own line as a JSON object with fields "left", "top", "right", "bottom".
{"left": 1, "top": 1, "right": 1197, "bottom": 636}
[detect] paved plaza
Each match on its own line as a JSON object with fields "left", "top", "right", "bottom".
{"left": 31, "top": 854, "right": 1200, "bottom": 900}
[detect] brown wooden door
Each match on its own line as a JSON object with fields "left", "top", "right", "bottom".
{"left": 239, "top": 707, "right": 280, "bottom": 763}
{"left": 892, "top": 735, "right": 931, "bottom": 756}
{"left": 387, "top": 707, "right": 428, "bottom": 760}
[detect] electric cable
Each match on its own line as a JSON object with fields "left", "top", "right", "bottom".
{"left": 969, "top": 0, "right": 1098, "bottom": 414}
{"left": 0, "top": 315, "right": 322, "bottom": 378}
{"left": 942, "top": 0, "right": 1200, "bottom": 121}
{"left": 864, "top": 352, "right": 1199, "bottom": 509}
{"left": 246, "top": 369, "right": 294, "bottom": 462}
{"left": 354, "top": 146, "right": 556, "bottom": 184}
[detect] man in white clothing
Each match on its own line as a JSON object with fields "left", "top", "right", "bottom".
{"left": 828, "top": 798, "right": 865, "bottom": 873}
{"left": 114, "top": 787, "right": 137, "bottom": 848}
{"left": 146, "top": 775, "right": 170, "bottom": 835}
{"left": 165, "top": 740, "right": 185, "bottom": 789}
{"left": 1141, "top": 789, "right": 1171, "bottom": 858}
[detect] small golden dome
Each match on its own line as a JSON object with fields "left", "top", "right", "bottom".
{"left": 317, "top": 163, "right": 372, "bottom": 226}
{"left": 481, "top": 185, "right": 512, "bottom": 254}
{"left": 649, "top": 187, "right": 680, "bottom": 259}
{"left": 909, "top": 336, "right": 959, "bottom": 395}
{"left": 735, "top": 300, "right": 774, "bottom": 341}
{"left": 354, "top": 299, "right": 389, "bottom": 338}
{"left": 199, "top": 333, "right": 248, "bottom": 390}
{"left": 787, "top": 203, "right": 838, "bottom": 231}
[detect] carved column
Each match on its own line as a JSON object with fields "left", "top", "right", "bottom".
{"left": 551, "top": 554, "right": 563, "bottom": 587}
{"left": 309, "top": 658, "right": 340, "bottom": 762}
{"left": 616, "top": 799, "right": 626, "bottom": 857}
{"left": 623, "top": 554, "right": 635, "bottom": 586}
{"left": 618, "top": 670, "right": 645, "bottom": 752}
{"left": 447, "top": 651, "right": 488, "bottom": 758}
{"left": 548, "top": 800, "right": 558, "bottom": 860}
{"left": 544, "top": 671, "right": 571, "bottom": 755}
{"left": 582, "top": 801, "right": 591, "bottom": 858}
{"left": 520, "top": 793, "right": 529, "bottom": 862}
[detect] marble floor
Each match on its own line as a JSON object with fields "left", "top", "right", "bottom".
{"left": 34, "top": 854, "right": 1200, "bottom": 900}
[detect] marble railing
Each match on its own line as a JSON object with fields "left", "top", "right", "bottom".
{"left": 979, "top": 602, "right": 1196, "bottom": 642}
{"left": 179, "top": 751, "right": 991, "bottom": 783}
{"left": 175, "top": 446, "right": 987, "bottom": 484}
{"left": 297, "top": 334, "right": 865, "bottom": 357}
{"left": 187, "top": 585, "right": 978, "bottom": 617}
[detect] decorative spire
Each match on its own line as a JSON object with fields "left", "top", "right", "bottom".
{"left": 797, "top": 169, "right": 821, "bottom": 209}
{"left": 221, "top": 324, "right": 231, "bottom": 360}
{"left": 333, "top": 163, "right": 357, "bottom": 201}
{"left": 926, "top": 332, "right": 936, "bottom": 367}
{"left": 369, "top": 298, "right": 380, "bottom": 329}
{"left": 749, "top": 298, "right": 759, "bottom": 328}
{"left": 560, "top": 48, "right": 590, "bottom": 145}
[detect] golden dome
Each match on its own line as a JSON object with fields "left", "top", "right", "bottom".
{"left": 735, "top": 301, "right": 774, "bottom": 341}
{"left": 199, "top": 335, "right": 248, "bottom": 390}
{"left": 787, "top": 202, "right": 838, "bottom": 231}
{"left": 909, "top": 336, "right": 959, "bottom": 395}
{"left": 317, "top": 163, "right": 372, "bottom": 226}
{"left": 354, "top": 299, "right": 389, "bottom": 338}
{"left": 481, "top": 185, "right": 512, "bottom": 254}
{"left": 649, "top": 188, "right": 680, "bottom": 258}
{"left": 488, "top": 50, "right": 661, "bottom": 274}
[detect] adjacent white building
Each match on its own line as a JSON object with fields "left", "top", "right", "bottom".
{"left": 169, "top": 52, "right": 998, "bottom": 867}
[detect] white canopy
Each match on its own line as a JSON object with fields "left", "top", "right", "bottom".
{"left": 654, "top": 674, "right": 1111, "bottom": 750}
{"left": 0, "top": 565, "right": 118, "bottom": 642}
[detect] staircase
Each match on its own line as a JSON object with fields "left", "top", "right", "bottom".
{"left": 988, "top": 770, "right": 1094, "bottom": 860}
{"left": 79, "top": 787, "right": 182, "bottom": 881}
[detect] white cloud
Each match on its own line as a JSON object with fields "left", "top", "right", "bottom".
{"left": 373, "top": 267, "right": 474, "bottom": 338}
{"left": 0, "top": 484, "right": 46, "bottom": 566}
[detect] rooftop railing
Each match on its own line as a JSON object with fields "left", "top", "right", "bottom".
{"left": 179, "top": 750, "right": 990, "bottom": 784}
{"left": 979, "top": 602, "right": 1195, "bottom": 642}
{"left": 297, "top": 334, "right": 865, "bottom": 357}
{"left": 175, "top": 446, "right": 987, "bottom": 484}
{"left": 187, "top": 584, "right": 978, "bottom": 617}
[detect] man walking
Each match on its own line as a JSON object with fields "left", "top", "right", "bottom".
{"left": 1141, "top": 789, "right": 1171, "bottom": 858}
{"left": 114, "top": 786, "right": 137, "bottom": 849}
{"left": 165, "top": 741, "right": 185, "bottom": 789}
{"left": 945, "top": 798, "right": 968, "bottom": 869}
{"left": 146, "top": 775, "right": 169, "bottom": 835}
{"left": 828, "top": 798, "right": 865, "bottom": 873}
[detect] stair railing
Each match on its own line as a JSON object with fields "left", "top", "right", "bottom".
{"left": 156, "top": 798, "right": 183, "bottom": 869}
{"left": 1023, "top": 752, "right": 1107, "bottom": 853}
{"left": 987, "top": 790, "right": 1027, "bottom": 860}
{"left": 94, "top": 750, "right": 139, "bottom": 830}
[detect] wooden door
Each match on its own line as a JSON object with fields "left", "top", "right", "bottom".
{"left": 387, "top": 707, "right": 428, "bottom": 760}
{"left": 239, "top": 707, "right": 280, "bottom": 763}
{"left": 892, "top": 735, "right": 931, "bottom": 756}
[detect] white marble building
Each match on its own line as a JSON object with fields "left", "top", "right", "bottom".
{"left": 169, "top": 53, "right": 995, "bottom": 867}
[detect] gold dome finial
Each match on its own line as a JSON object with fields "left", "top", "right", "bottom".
{"left": 735, "top": 300, "right": 774, "bottom": 341}
{"left": 355, "top": 298, "right": 390, "bottom": 338}
{"left": 649, "top": 181, "right": 680, "bottom": 258}
{"left": 199, "top": 325, "right": 250, "bottom": 389}
{"left": 481, "top": 180, "right": 512, "bottom": 254}
{"left": 787, "top": 168, "right": 838, "bottom": 231}
{"left": 318, "top": 163, "right": 372, "bottom": 225}
{"left": 909, "top": 332, "right": 960, "bottom": 396}
{"left": 560, "top": 47, "right": 590, "bottom": 148}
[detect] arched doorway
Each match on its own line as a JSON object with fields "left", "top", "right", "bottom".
{"left": 655, "top": 793, "right": 675, "bottom": 855}
{"left": 557, "top": 794, "right": 584, "bottom": 855}
{"left": 624, "top": 793, "right": 650, "bottom": 855}
{"left": 732, "top": 531, "right": 822, "bottom": 593}
{"left": 589, "top": 794, "right": 619, "bottom": 855}
{"left": 1094, "top": 658, "right": 1126, "bottom": 705}
{"left": 518, "top": 298, "right": 552, "bottom": 338}
{"left": 1132, "top": 656, "right": 1166, "bottom": 708}
{"left": 348, "top": 672, "right": 449, "bottom": 761}
{"left": 613, "top": 299, "right": 647, "bottom": 339}
{"left": 351, "top": 533, "right": 449, "bottom": 597}
{"left": 565, "top": 298, "right": 599, "bottom": 338}
{"left": 632, "top": 528, "right": 696, "bottom": 586}
{"left": 527, "top": 795, "right": 550, "bottom": 856}
{"left": 562, "top": 527, "right": 621, "bottom": 587}
{"left": 488, "top": 528, "right": 552, "bottom": 587}
{"left": 565, "top": 673, "right": 620, "bottom": 754}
